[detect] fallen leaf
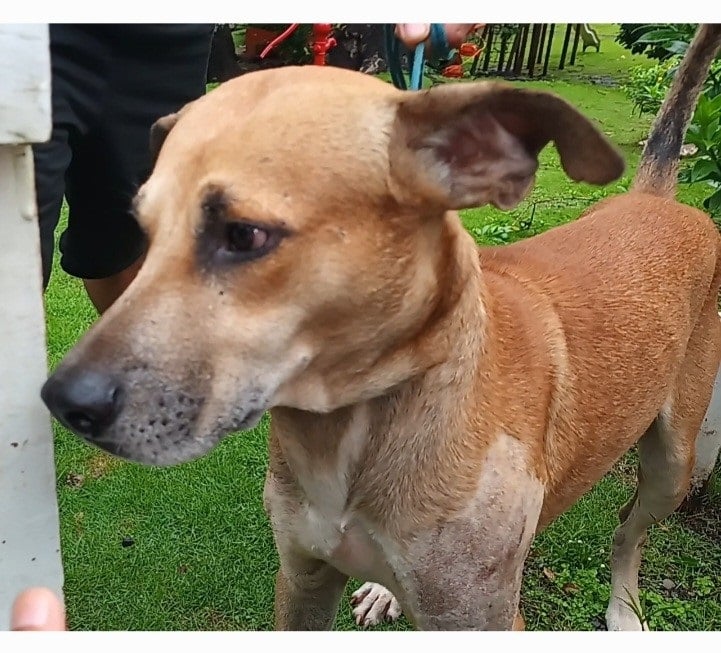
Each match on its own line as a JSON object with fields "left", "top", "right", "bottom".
{"left": 542, "top": 567, "right": 557, "bottom": 582}
{"left": 66, "top": 473, "right": 85, "bottom": 488}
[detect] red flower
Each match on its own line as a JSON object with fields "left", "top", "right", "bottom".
{"left": 459, "top": 42, "right": 480, "bottom": 57}
{"left": 442, "top": 64, "right": 464, "bottom": 78}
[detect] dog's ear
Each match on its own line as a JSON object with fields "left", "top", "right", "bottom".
{"left": 149, "top": 113, "right": 180, "bottom": 166}
{"left": 149, "top": 99, "right": 199, "bottom": 167}
{"left": 388, "top": 82, "right": 625, "bottom": 210}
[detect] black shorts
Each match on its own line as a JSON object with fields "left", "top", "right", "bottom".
{"left": 34, "top": 24, "right": 214, "bottom": 287}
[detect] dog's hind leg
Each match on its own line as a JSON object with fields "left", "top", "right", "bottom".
{"left": 605, "top": 416, "right": 690, "bottom": 630}
{"left": 606, "top": 302, "right": 721, "bottom": 630}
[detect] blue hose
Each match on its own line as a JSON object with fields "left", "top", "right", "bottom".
{"left": 384, "top": 24, "right": 453, "bottom": 91}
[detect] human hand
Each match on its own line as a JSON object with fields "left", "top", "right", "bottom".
{"left": 10, "top": 587, "right": 66, "bottom": 631}
{"left": 395, "top": 24, "right": 484, "bottom": 49}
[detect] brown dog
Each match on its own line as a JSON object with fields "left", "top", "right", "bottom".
{"left": 41, "top": 25, "right": 721, "bottom": 630}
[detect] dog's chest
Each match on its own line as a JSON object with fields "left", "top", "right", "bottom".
{"left": 294, "top": 500, "right": 390, "bottom": 582}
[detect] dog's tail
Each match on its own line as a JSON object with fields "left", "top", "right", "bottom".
{"left": 632, "top": 24, "right": 721, "bottom": 198}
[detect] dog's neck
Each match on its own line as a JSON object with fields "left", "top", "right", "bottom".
{"left": 270, "top": 214, "right": 490, "bottom": 535}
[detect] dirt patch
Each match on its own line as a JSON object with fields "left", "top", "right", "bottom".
{"left": 675, "top": 507, "right": 721, "bottom": 545}
{"left": 198, "top": 607, "right": 239, "bottom": 630}
{"left": 86, "top": 452, "right": 123, "bottom": 479}
{"left": 73, "top": 511, "right": 85, "bottom": 536}
{"left": 609, "top": 449, "right": 638, "bottom": 488}
{"left": 587, "top": 75, "right": 618, "bottom": 87}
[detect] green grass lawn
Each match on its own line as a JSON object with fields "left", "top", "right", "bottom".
{"left": 45, "top": 24, "right": 721, "bottom": 631}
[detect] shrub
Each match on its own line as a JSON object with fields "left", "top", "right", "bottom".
{"left": 616, "top": 24, "right": 698, "bottom": 61}
{"left": 624, "top": 56, "right": 721, "bottom": 116}
{"left": 623, "top": 57, "right": 679, "bottom": 116}
{"left": 679, "top": 93, "right": 721, "bottom": 219}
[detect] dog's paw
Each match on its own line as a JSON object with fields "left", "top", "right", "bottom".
{"left": 605, "top": 602, "right": 648, "bottom": 631}
{"left": 349, "top": 582, "right": 402, "bottom": 627}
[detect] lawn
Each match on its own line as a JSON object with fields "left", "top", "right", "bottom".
{"left": 44, "top": 24, "right": 721, "bottom": 631}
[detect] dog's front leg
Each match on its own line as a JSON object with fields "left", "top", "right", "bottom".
{"left": 264, "top": 469, "right": 348, "bottom": 630}
{"left": 274, "top": 549, "right": 348, "bottom": 630}
{"left": 402, "top": 515, "right": 539, "bottom": 630}
{"left": 399, "top": 444, "right": 544, "bottom": 630}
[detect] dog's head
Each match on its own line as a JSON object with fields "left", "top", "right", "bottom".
{"left": 41, "top": 66, "right": 623, "bottom": 465}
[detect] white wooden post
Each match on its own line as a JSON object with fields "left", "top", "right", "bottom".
{"left": 0, "top": 24, "right": 63, "bottom": 630}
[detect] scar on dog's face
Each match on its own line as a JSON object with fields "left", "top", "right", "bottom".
{"left": 41, "top": 66, "right": 623, "bottom": 466}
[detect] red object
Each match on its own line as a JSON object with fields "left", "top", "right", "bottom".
{"left": 245, "top": 27, "right": 281, "bottom": 57}
{"left": 442, "top": 64, "right": 464, "bottom": 78}
{"left": 459, "top": 42, "right": 481, "bottom": 57}
{"left": 311, "top": 23, "right": 336, "bottom": 65}
{"left": 259, "top": 23, "right": 300, "bottom": 59}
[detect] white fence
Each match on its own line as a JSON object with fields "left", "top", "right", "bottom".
{"left": 0, "top": 24, "right": 64, "bottom": 630}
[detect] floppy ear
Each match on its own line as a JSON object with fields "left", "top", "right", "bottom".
{"left": 149, "top": 99, "right": 199, "bottom": 167}
{"left": 388, "top": 82, "right": 625, "bottom": 210}
{"left": 149, "top": 112, "right": 181, "bottom": 167}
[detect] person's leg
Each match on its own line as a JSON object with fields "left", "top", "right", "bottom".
{"left": 33, "top": 24, "right": 106, "bottom": 289}
{"left": 59, "top": 25, "right": 214, "bottom": 314}
{"left": 33, "top": 131, "right": 72, "bottom": 290}
{"left": 82, "top": 257, "right": 146, "bottom": 314}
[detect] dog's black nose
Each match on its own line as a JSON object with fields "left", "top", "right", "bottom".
{"left": 41, "top": 368, "right": 123, "bottom": 437}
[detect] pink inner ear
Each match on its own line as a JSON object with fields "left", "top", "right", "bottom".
{"left": 421, "top": 109, "right": 539, "bottom": 210}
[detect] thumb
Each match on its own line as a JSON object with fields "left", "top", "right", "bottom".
{"left": 395, "top": 24, "right": 431, "bottom": 47}
{"left": 11, "top": 587, "right": 67, "bottom": 631}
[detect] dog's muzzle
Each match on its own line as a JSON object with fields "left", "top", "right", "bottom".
{"left": 40, "top": 359, "right": 267, "bottom": 466}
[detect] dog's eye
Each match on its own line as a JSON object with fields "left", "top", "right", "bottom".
{"left": 197, "top": 190, "right": 287, "bottom": 269}
{"left": 205, "top": 220, "right": 284, "bottom": 267}
{"left": 225, "top": 223, "right": 269, "bottom": 253}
